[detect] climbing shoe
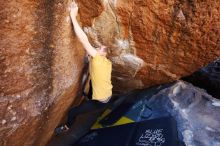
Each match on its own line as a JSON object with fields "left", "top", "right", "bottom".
{"left": 54, "top": 124, "right": 69, "bottom": 135}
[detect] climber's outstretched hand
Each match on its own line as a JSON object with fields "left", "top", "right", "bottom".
{"left": 70, "top": 1, "right": 78, "bottom": 19}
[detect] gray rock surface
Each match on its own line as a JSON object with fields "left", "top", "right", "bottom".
{"left": 135, "top": 81, "right": 220, "bottom": 146}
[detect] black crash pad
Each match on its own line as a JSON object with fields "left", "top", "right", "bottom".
{"left": 75, "top": 116, "right": 179, "bottom": 146}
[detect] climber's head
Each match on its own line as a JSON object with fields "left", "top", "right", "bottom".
{"left": 97, "top": 45, "right": 108, "bottom": 57}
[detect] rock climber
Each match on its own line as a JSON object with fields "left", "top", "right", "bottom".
{"left": 55, "top": 1, "right": 113, "bottom": 134}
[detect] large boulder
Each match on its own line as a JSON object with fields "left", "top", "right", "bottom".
{"left": 0, "top": 0, "right": 220, "bottom": 146}
{"left": 0, "top": 0, "right": 86, "bottom": 146}
{"left": 114, "top": 81, "right": 220, "bottom": 146}
{"left": 77, "top": 0, "right": 220, "bottom": 93}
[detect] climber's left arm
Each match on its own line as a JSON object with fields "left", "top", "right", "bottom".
{"left": 70, "top": 1, "right": 97, "bottom": 57}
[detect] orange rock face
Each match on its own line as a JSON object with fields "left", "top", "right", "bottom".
{"left": 130, "top": 0, "right": 220, "bottom": 89}
{"left": 0, "top": 0, "right": 220, "bottom": 146}
{"left": 0, "top": 0, "right": 86, "bottom": 146}
{"left": 80, "top": 0, "right": 220, "bottom": 93}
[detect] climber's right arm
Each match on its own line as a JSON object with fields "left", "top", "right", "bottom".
{"left": 70, "top": 2, "right": 97, "bottom": 57}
